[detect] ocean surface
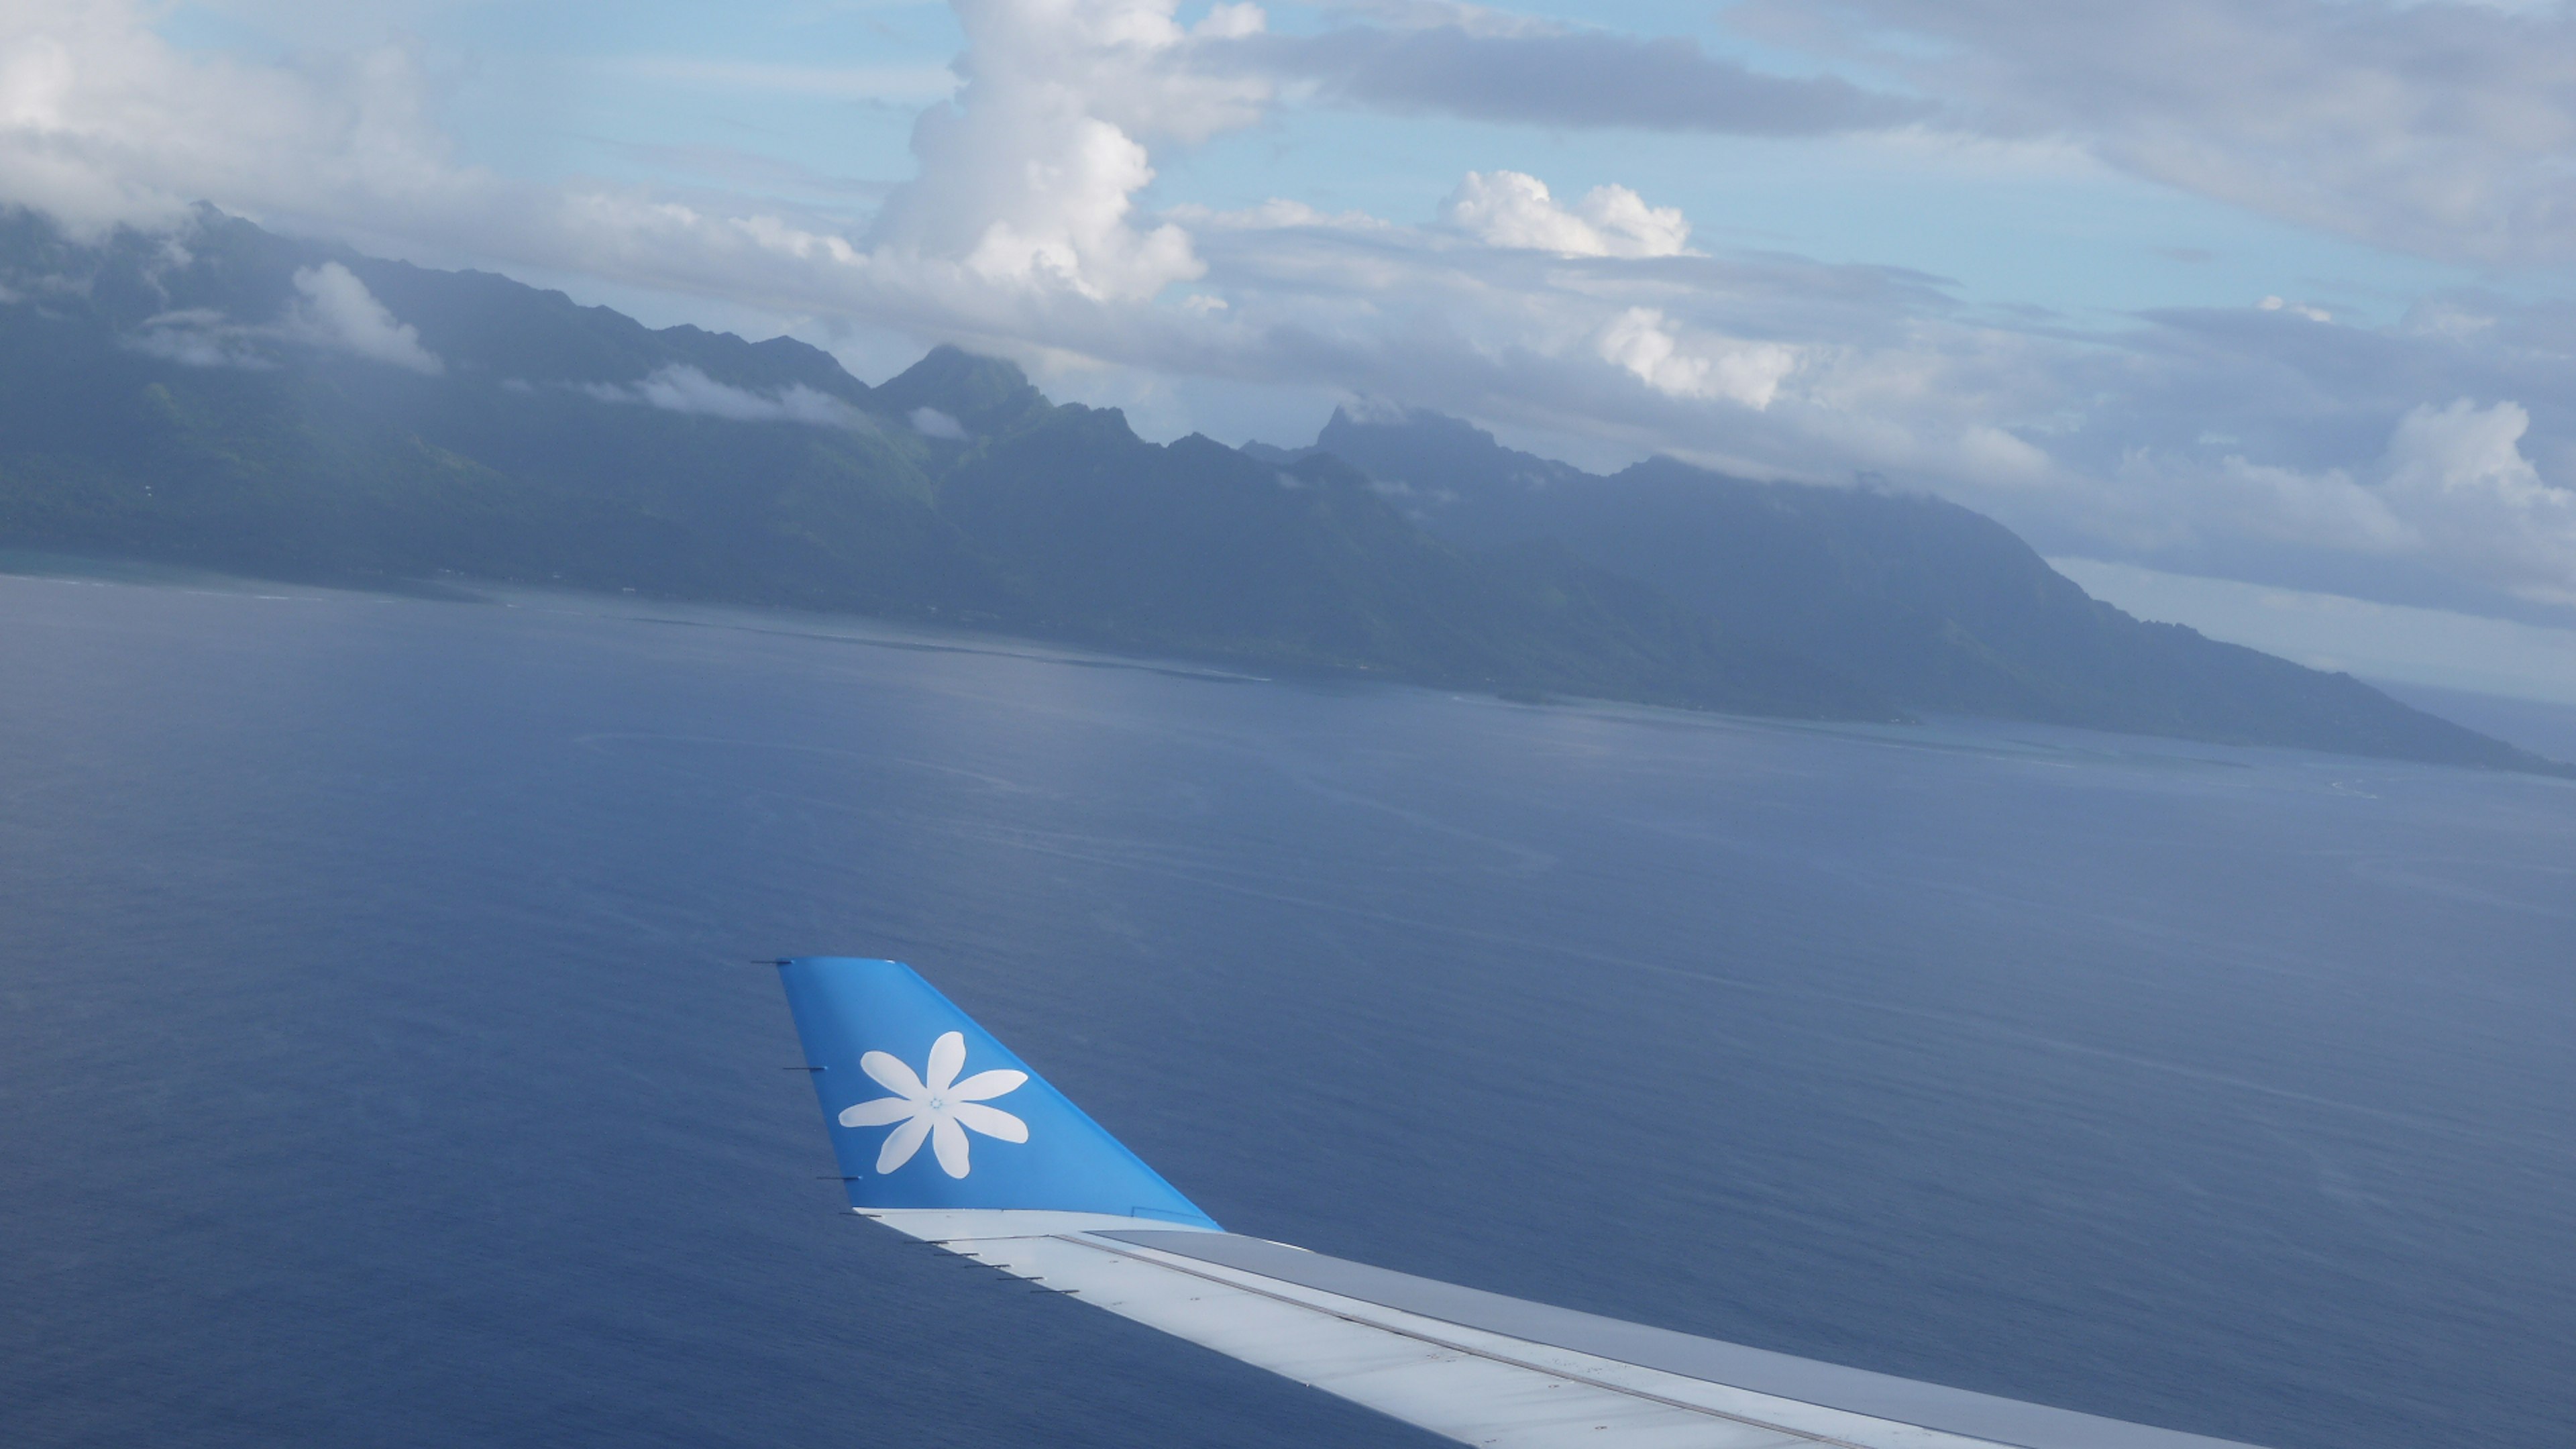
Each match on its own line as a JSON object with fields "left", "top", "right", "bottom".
{"left": 3, "top": 566, "right": 2571, "bottom": 1449}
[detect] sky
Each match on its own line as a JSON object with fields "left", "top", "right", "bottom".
{"left": 5, "top": 0, "right": 2575, "bottom": 702}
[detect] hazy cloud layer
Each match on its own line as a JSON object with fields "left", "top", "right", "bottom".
{"left": 1205, "top": 22, "right": 1933, "bottom": 133}
{"left": 116, "top": 262, "right": 442, "bottom": 374}
{"left": 1741, "top": 0, "right": 2576, "bottom": 268}
{"left": 0, "top": 3, "right": 474, "bottom": 241}
{"left": 286, "top": 262, "right": 443, "bottom": 373}
{"left": 909, "top": 405, "right": 967, "bottom": 439}
{"left": 127, "top": 307, "right": 272, "bottom": 369}
{"left": 582, "top": 365, "right": 867, "bottom": 427}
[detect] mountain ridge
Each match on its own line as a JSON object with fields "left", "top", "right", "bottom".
{"left": 1284, "top": 405, "right": 2561, "bottom": 770}
{"left": 0, "top": 205, "right": 2559, "bottom": 773}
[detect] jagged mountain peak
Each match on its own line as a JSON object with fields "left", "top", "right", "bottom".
{"left": 874, "top": 344, "right": 1049, "bottom": 435}
{"left": 0, "top": 208, "right": 2556, "bottom": 773}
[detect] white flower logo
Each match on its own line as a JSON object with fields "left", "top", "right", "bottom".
{"left": 837, "top": 1030, "right": 1029, "bottom": 1178}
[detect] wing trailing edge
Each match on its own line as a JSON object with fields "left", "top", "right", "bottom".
{"left": 777, "top": 959, "right": 2270, "bottom": 1449}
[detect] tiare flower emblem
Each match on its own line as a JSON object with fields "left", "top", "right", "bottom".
{"left": 839, "top": 1030, "right": 1029, "bottom": 1178}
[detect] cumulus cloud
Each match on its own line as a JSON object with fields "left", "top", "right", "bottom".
{"left": 1441, "top": 171, "right": 1693, "bottom": 258}
{"left": 284, "top": 262, "right": 442, "bottom": 373}
{"left": 2381, "top": 400, "right": 2576, "bottom": 605}
{"left": 1596, "top": 308, "right": 1796, "bottom": 408}
{"left": 2084, "top": 396, "right": 2576, "bottom": 609}
{"left": 582, "top": 366, "right": 868, "bottom": 427}
{"left": 864, "top": 0, "right": 1273, "bottom": 302}
{"left": 0, "top": 0, "right": 1254, "bottom": 313}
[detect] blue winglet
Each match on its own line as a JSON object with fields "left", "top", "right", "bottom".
{"left": 775, "top": 957, "right": 1218, "bottom": 1228}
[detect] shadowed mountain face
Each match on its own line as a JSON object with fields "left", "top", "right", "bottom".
{"left": 0, "top": 208, "right": 997, "bottom": 616}
{"left": 0, "top": 209, "right": 1888, "bottom": 720}
{"left": 0, "top": 206, "right": 2557, "bottom": 770}
{"left": 1288, "top": 407, "right": 2563, "bottom": 771}
{"left": 939, "top": 420, "right": 1882, "bottom": 716}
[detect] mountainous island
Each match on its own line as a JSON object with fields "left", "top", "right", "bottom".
{"left": 0, "top": 205, "right": 2560, "bottom": 775}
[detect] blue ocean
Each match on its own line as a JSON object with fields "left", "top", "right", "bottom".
{"left": 4, "top": 566, "right": 2571, "bottom": 1449}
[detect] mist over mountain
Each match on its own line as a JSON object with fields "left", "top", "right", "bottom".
{"left": 0, "top": 206, "right": 2558, "bottom": 773}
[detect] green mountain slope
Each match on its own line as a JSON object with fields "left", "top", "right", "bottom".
{"left": 0, "top": 207, "right": 1890, "bottom": 720}
{"left": 940, "top": 407, "right": 1884, "bottom": 713}
{"left": 1288, "top": 407, "right": 2565, "bottom": 772}
{"left": 0, "top": 208, "right": 998, "bottom": 614}
{"left": 0, "top": 206, "right": 2559, "bottom": 769}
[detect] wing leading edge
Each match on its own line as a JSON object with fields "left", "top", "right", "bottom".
{"left": 777, "top": 959, "right": 2271, "bottom": 1449}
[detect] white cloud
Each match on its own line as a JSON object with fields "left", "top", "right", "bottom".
{"left": 2257, "top": 296, "right": 2332, "bottom": 323}
{"left": 1441, "top": 171, "right": 1694, "bottom": 258}
{"left": 2086, "top": 398, "right": 2576, "bottom": 608}
{"left": 2108, "top": 450, "right": 2416, "bottom": 555}
{"left": 0, "top": 0, "right": 1254, "bottom": 311}
{"left": 910, "top": 405, "right": 967, "bottom": 438}
{"left": 1956, "top": 423, "right": 2054, "bottom": 486}
{"left": 1596, "top": 308, "right": 1796, "bottom": 408}
{"left": 121, "top": 307, "right": 262, "bottom": 368}
{"left": 113, "top": 270, "right": 441, "bottom": 374}
{"left": 2381, "top": 400, "right": 2576, "bottom": 605}
{"left": 863, "top": 0, "right": 1275, "bottom": 303}
{"left": 285, "top": 262, "right": 443, "bottom": 374}
{"left": 1196, "top": 2, "right": 1267, "bottom": 41}
{"left": 0, "top": 1, "right": 480, "bottom": 240}
{"left": 584, "top": 365, "right": 868, "bottom": 427}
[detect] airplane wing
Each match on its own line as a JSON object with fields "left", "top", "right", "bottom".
{"left": 776, "top": 957, "right": 2270, "bottom": 1449}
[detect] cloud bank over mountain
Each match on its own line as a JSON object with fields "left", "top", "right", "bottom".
{"left": 3, "top": 0, "right": 2573, "bottom": 641}
{"left": 286, "top": 262, "right": 443, "bottom": 374}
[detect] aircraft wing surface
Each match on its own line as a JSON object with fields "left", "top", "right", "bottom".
{"left": 777, "top": 957, "right": 2271, "bottom": 1449}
